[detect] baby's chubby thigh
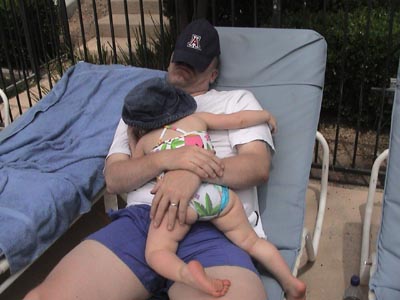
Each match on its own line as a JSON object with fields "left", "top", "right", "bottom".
{"left": 188, "top": 183, "right": 235, "bottom": 222}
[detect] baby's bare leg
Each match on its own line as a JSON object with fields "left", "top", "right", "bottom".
{"left": 211, "top": 192, "right": 306, "bottom": 300}
{"left": 146, "top": 207, "right": 230, "bottom": 297}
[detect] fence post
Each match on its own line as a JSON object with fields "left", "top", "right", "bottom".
{"left": 59, "top": 0, "right": 75, "bottom": 65}
{"left": 271, "top": 0, "right": 281, "bottom": 28}
{"left": 18, "top": 0, "right": 41, "bottom": 98}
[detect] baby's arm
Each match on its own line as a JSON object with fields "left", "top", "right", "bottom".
{"left": 196, "top": 110, "right": 277, "bottom": 133}
{"left": 127, "top": 127, "right": 146, "bottom": 158}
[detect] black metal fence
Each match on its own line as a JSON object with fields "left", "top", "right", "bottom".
{"left": 1, "top": 0, "right": 399, "bottom": 185}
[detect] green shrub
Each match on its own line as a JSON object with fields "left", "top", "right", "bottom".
{"left": 289, "top": 7, "right": 400, "bottom": 129}
{"left": 162, "top": 1, "right": 399, "bottom": 129}
{"left": 0, "top": 0, "right": 61, "bottom": 70}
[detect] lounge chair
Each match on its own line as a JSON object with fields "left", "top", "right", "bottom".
{"left": 116, "top": 27, "right": 330, "bottom": 300}
{"left": 0, "top": 27, "right": 329, "bottom": 300}
{"left": 215, "top": 26, "right": 328, "bottom": 300}
{"left": 0, "top": 63, "right": 165, "bottom": 293}
{"left": 359, "top": 59, "right": 400, "bottom": 300}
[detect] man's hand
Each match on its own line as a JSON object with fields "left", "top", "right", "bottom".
{"left": 163, "top": 146, "right": 224, "bottom": 179}
{"left": 150, "top": 170, "right": 201, "bottom": 230}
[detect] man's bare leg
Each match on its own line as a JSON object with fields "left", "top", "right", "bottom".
{"left": 23, "top": 240, "right": 150, "bottom": 300}
{"left": 169, "top": 266, "right": 267, "bottom": 300}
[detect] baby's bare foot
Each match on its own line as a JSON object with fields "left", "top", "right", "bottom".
{"left": 285, "top": 278, "right": 306, "bottom": 300}
{"left": 181, "top": 260, "right": 231, "bottom": 297}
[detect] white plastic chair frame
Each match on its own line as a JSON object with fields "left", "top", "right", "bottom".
{"left": 359, "top": 149, "right": 389, "bottom": 300}
{"left": 293, "top": 131, "right": 329, "bottom": 276}
{"left": 0, "top": 88, "right": 10, "bottom": 128}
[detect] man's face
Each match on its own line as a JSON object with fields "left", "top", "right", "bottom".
{"left": 166, "top": 56, "right": 218, "bottom": 96}
{"left": 167, "top": 61, "right": 197, "bottom": 88}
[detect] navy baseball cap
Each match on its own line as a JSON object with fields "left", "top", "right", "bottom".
{"left": 172, "top": 19, "right": 220, "bottom": 72}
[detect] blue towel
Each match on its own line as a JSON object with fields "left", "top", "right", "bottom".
{"left": 0, "top": 62, "right": 165, "bottom": 273}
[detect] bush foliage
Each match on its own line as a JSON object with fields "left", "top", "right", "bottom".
{"left": 2, "top": 0, "right": 398, "bottom": 130}
{"left": 0, "top": 0, "right": 61, "bottom": 70}
{"left": 284, "top": 5, "right": 399, "bottom": 130}
{"left": 163, "top": 0, "right": 399, "bottom": 130}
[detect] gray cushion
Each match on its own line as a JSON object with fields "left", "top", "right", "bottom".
{"left": 215, "top": 27, "right": 327, "bottom": 300}
{"left": 370, "top": 59, "right": 400, "bottom": 300}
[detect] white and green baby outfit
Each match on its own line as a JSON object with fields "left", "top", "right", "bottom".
{"left": 152, "top": 125, "right": 230, "bottom": 220}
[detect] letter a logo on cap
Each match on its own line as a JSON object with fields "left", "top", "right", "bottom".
{"left": 187, "top": 34, "right": 202, "bottom": 51}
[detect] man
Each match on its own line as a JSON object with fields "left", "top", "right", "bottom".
{"left": 24, "top": 19, "right": 273, "bottom": 300}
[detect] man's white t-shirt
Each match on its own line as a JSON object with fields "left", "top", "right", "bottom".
{"left": 107, "top": 88, "right": 275, "bottom": 238}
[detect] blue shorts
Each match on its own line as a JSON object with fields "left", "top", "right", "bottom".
{"left": 87, "top": 204, "right": 258, "bottom": 295}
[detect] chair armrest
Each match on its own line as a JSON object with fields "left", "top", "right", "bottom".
{"left": 104, "top": 192, "right": 119, "bottom": 212}
{"left": 293, "top": 131, "right": 329, "bottom": 273}
{"left": 311, "top": 131, "right": 330, "bottom": 257}
{"left": 104, "top": 192, "right": 128, "bottom": 212}
{"left": 0, "top": 257, "right": 10, "bottom": 275}
{"left": 0, "top": 89, "right": 10, "bottom": 127}
{"left": 359, "top": 149, "right": 389, "bottom": 284}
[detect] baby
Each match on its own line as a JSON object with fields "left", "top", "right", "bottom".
{"left": 122, "top": 77, "right": 306, "bottom": 299}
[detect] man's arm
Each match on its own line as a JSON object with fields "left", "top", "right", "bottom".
{"left": 105, "top": 145, "right": 224, "bottom": 195}
{"left": 105, "top": 152, "right": 164, "bottom": 194}
{"left": 197, "top": 110, "right": 277, "bottom": 133}
{"left": 208, "top": 140, "right": 271, "bottom": 189}
{"left": 150, "top": 140, "right": 271, "bottom": 229}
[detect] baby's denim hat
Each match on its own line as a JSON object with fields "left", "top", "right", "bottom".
{"left": 172, "top": 18, "right": 220, "bottom": 72}
{"left": 122, "top": 77, "right": 197, "bottom": 129}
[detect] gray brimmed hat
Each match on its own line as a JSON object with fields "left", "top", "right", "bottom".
{"left": 122, "top": 77, "right": 197, "bottom": 130}
{"left": 172, "top": 18, "right": 220, "bottom": 72}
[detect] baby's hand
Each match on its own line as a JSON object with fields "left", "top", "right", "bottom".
{"left": 267, "top": 113, "right": 277, "bottom": 134}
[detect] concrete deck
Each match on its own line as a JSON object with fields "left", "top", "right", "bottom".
{"left": 0, "top": 179, "right": 383, "bottom": 300}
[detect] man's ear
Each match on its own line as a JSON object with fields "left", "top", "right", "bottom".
{"left": 210, "top": 69, "right": 219, "bottom": 85}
